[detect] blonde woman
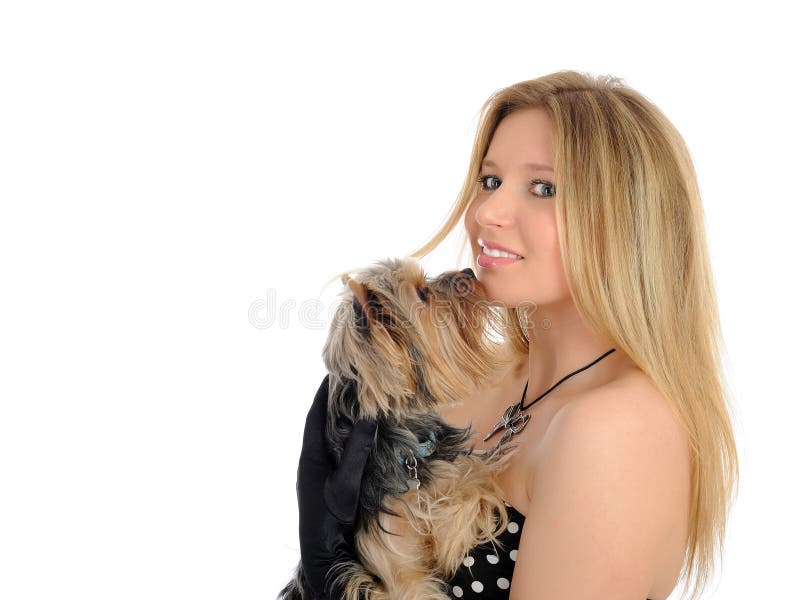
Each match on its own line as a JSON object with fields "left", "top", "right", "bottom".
{"left": 294, "top": 70, "right": 738, "bottom": 600}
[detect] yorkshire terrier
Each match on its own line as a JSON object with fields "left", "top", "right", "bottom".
{"left": 279, "top": 257, "right": 518, "bottom": 600}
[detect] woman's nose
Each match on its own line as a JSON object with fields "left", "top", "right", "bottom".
{"left": 473, "top": 181, "right": 521, "bottom": 228}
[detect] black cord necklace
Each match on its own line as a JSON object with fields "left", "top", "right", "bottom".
{"left": 483, "top": 348, "right": 617, "bottom": 446}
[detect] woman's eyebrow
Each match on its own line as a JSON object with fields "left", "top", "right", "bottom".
{"left": 480, "top": 159, "right": 554, "bottom": 173}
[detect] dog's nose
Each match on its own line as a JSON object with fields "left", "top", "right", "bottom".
{"left": 459, "top": 268, "right": 476, "bottom": 280}
{"left": 441, "top": 267, "right": 484, "bottom": 297}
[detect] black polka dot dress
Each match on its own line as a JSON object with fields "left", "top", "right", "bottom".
{"left": 445, "top": 502, "right": 523, "bottom": 598}
{"left": 445, "top": 502, "right": 657, "bottom": 599}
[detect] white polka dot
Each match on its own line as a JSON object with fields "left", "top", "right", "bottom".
{"left": 462, "top": 555, "right": 474, "bottom": 567}
{"left": 471, "top": 581, "right": 484, "bottom": 593}
{"left": 507, "top": 521, "right": 519, "bottom": 534}
{"left": 452, "top": 585, "right": 463, "bottom": 598}
{"left": 486, "top": 553, "right": 499, "bottom": 564}
{"left": 509, "top": 549, "right": 518, "bottom": 561}
{"left": 497, "top": 577, "right": 510, "bottom": 590}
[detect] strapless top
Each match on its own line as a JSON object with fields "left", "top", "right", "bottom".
{"left": 445, "top": 502, "right": 655, "bottom": 599}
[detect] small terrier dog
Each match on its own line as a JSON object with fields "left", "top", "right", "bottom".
{"left": 280, "top": 257, "right": 518, "bottom": 600}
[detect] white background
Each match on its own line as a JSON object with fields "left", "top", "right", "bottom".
{"left": 1, "top": 1, "right": 797, "bottom": 598}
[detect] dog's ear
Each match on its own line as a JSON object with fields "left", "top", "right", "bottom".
{"left": 345, "top": 277, "right": 369, "bottom": 311}
{"left": 344, "top": 277, "right": 372, "bottom": 333}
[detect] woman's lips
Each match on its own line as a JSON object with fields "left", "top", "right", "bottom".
{"left": 478, "top": 237, "right": 524, "bottom": 257}
{"left": 477, "top": 248, "right": 524, "bottom": 269}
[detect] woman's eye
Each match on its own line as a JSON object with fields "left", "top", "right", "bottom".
{"left": 477, "top": 174, "right": 501, "bottom": 191}
{"left": 477, "top": 174, "right": 556, "bottom": 198}
{"left": 532, "top": 180, "right": 556, "bottom": 197}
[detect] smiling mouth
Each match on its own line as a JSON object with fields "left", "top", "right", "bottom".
{"left": 480, "top": 246, "right": 524, "bottom": 260}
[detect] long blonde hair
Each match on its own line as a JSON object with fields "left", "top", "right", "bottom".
{"left": 399, "top": 70, "right": 739, "bottom": 600}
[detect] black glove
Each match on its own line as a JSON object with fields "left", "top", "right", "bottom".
{"left": 297, "top": 375, "right": 377, "bottom": 599}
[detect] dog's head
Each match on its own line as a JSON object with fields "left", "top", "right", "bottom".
{"left": 323, "top": 257, "right": 510, "bottom": 420}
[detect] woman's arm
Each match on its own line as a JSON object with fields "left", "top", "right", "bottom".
{"left": 295, "top": 375, "right": 378, "bottom": 599}
{"left": 509, "top": 386, "right": 689, "bottom": 600}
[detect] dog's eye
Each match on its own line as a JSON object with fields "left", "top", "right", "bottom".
{"left": 416, "top": 286, "right": 429, "bottom": 303}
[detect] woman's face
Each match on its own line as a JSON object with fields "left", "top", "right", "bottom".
{"left": 464, "top": 107, "right": 570, "bottom": 309}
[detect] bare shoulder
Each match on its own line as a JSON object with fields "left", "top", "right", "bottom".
{"left": 514, "top": 370, "right": 691, "bottom": 598}
{"left": 539, "top": 369, "right": 691, "bottom": 508}
{"left": 575, "top": 370, "right": 689, "bottom": 462}
{"left": 530, "top": 369, "right": 690, "bottom": 470}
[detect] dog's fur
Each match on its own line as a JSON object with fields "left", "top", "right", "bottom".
{"left": 279, "top": 257, "right": 519, "bottom": 600}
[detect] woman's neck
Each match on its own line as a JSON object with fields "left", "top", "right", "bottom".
{"left": 521, "top": 301, "right": 635, "bottom": 401}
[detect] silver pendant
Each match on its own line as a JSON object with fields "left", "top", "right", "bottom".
{"left": 483, "top": 402, "right": 531, "bottom": 443}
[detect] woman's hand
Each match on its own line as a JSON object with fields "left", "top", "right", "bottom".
{"left": 297, "top": 375, "right": 377, "bottom": 599}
